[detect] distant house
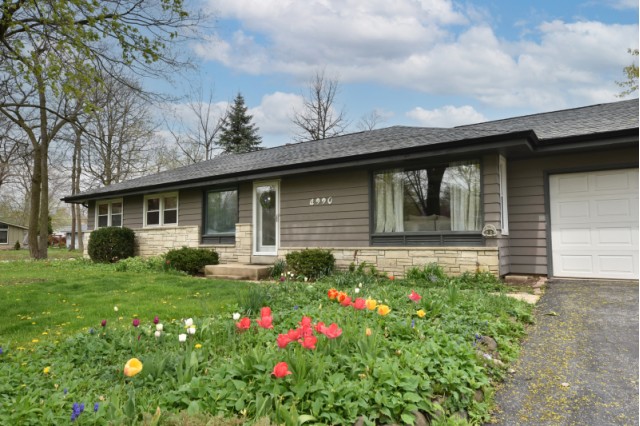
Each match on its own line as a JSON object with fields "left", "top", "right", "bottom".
{"left": 0, "top": 221, "right": 28, "bottom": 249}
{"left": 58, "top": 225, "right": 88, "bottom": 249}
{"left": 63, "top": 100, "right": 639, "bottom": 279}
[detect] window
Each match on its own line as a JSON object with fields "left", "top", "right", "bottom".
{"left": 95, "top": 199, "right": 123, "bottom": 228}
{"left": 205, "top": 189, "right": 238, "bottom": 235}
{"left": 499, "top": 155, "right": 509, "bottom": 235}
{"left": 0, "top": 223, "right": 8, "bottom": 244}
{"left": 373, "top": 160, "right": 481, "bottom": 234}
{"left": 144, "top": 193, "right": 178, "bottom": 227}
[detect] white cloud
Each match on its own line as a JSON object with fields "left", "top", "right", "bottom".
{"left": 197, "top": 0, "right": 638, "bottom": 113}
{"left": 249, "top": 92, "right": 304, "bottom": 137}
{"left": 406, "top": 105, "right": 487, "bottom": 127}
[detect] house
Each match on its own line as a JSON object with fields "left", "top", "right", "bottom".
{"left": 57, "top": 225, "right": 89, "bottom": 249}
{"left": 62, "top": 99, "right": 639, "bottom": 279}
{"left": 0, "top": 220, "right": 28, "bottom": 250}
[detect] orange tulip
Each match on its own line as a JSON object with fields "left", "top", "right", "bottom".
{"left": 365, "top": 298, "right": 377, "bottom": 310}
{"left": 124, "top": 358, "right": 143, "bottom": 377}
{"left": 327, "top": 288, "right": 338, "bottom": 300}
{"left": 336, "top": 291, "right": 348, "bottom": 303}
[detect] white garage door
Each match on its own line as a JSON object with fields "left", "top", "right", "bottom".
{"left": 550, "top": 168, "right": 639, "bottom": 279}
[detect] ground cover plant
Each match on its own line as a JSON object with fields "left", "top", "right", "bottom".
{"left": 0, "top": 261, "right": 533, "bottom": 425}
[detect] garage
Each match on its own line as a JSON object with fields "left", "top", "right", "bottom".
{"left": 549, "top": 168, "right": 639, "bottom": 279}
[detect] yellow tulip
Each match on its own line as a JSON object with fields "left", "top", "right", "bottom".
{"left": 124, "top": 358, "right": 143, "bottom": 377}
{"left": 416, "top": 309, "right": 426, "bottom": 318}
{"left": 377, "top": 305, "right": 391, "bottom": 316}
{"left": 365, "top": 328, "right": 372, "bottom": 336}
{"left": 365, "top": 298, "right": 377, "bottom": 310}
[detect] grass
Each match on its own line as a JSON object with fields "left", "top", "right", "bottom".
{"left": 0, "top": 259, "right": 253, "bottom": 346}
{"left": 0, "top": 248, "right": 83, "bottom": 261}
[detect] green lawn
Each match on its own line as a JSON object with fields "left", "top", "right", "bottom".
{"left": 0, "top": 259, "right": 253, "bottom": 346}
{"left": 0, "top": 248, "right": 83, "bottom": 261}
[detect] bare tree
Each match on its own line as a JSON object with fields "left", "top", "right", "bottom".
{"left": 356, "top": 110, "right": 386, "bottom": 131}
{"left": 166, "top": 84, "right": 226, "bottom": 164}
{"left": 291, "top": 70, "right": 349, "bottom": 141}
{"left": 0, "top": 115, "right": 29, "bottom": 189}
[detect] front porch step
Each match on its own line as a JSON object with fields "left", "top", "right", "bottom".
{"left": 205, "top": 264, "right": 271, "bottom": 281}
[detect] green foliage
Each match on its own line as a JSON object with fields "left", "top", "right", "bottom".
{"left": 406, "top": 263, "right": 447, "bottom": 283}
{"left": 87, "top": 227, "right": 136, "bottom": 263}
{"left": 217, "top": 93, "right": 263, "bottom": 154}
{"left": 165, "top": 247, "right": 219, "bottom": 275}
{"left": 114, "top": 255, "right": 171, "bottom": 273}
{"left": 269, "top": 259, "right": 287, "bottom": 279}
{"left": 617, "top": 48, "right": 639, "bottom": 97}
{"left": 0, "top": 260, "right": 534, "bottom": 425}
{"left": 285, "top": 249, "right": 335, "bottom": 279}
{"left": 240, "top": 285, "right": 273, "bottom": 316}
{"left": 13, "top": 240, "right": 20, "bottom": 251}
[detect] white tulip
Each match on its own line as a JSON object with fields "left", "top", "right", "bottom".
{"left": 154, "top": 330, "right": 162, "bottom": 338}
{"left": 178, "top": 334, "right": 187, "bottom": 342}
{"left": 184, "top": 318, "right": 193, "bottom": 327}
{"left": 187, "top": 325, "right": 196, "bottom": 335}
{"left": 156, "top": 323, "right": 163, "bottom": 331}
{"left": 354, "top": 288, "right": 360, "bottom": 294}
{"left": 114, "top": 306, "right": 118, "bottom": 312}
{"left": 232, "top": 313, "right": 241, "bottom": 321}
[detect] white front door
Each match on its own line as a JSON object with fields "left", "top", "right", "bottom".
{"left": 550, "top": 168, "right": 639, "bottom": 279}
{"left": 253, "top": 181, "right": 279, "bottom": 255}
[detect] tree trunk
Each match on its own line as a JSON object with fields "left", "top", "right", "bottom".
{"left": 36, "top": 70, "right": 49, "bottom": 259}
{"left": 425, "top": 166, "right": 446, "bottom": 216}
{"left": 28, "top": 144, "right": 42, "bottom": 258}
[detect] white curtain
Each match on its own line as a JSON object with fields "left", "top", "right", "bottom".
{"left": 449, "top": 163, "right": 480, "bottom": 231}
{"left": 375, "top": 171, "right": 404, "bottom": 233}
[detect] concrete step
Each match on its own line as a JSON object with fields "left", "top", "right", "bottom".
{"left": 205, "top": 264, "right": 271, "bottom": 281}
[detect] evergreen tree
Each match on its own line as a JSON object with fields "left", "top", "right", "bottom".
{"left": 217, "top": 93, "right": 263, "bottom": 154}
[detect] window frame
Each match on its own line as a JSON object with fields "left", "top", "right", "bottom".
{"left": 201, "top": 187, "right": 238, "bottom": 244}
{"left": 499, "top": 155, "right": 509, "bottom": 235}
{"left": 0, "top": 223, "right": 8, "bottom": 245}
{"left": 143, "top": 192, "right": 179, "bottom": 227}
{"left": 369, "top": 159, "right": 484, "bottom": 247}
{"left": 94, "top": 198, "right": 124, "bottom": 229}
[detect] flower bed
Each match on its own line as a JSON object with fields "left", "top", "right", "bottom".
{"left": 0, "top": 269, "right": 532, "bottom": 425}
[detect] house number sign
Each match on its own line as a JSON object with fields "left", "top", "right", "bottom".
{"left": 309, "top": 196, "right": 333, "bottom": 206}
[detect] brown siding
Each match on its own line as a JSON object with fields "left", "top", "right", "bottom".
{"left": 238, "top": 182, "right": 252, "bottom": 223}
{"left": 87, "top": 202, "right": 95, "bottom": 230}
{"left": 507, "top": 146, "right": 638, "bottom": 276}
{"left": 123, "top": 194, "right": 144, "bottom": 228}
{"left": 280, "top": 169, "right": 370, "bottom": 247}
{"left": 482, "top": 154, "right": 510, "bottom": 275}
{"left": 179, "top": 189, "right": 202, "bottom": 226}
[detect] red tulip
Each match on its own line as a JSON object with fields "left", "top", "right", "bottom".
{"left": 101, "top": 319, "right": 107, "bottom": 327}
{"left": 272, "top": 362, "right": 292, "bottom": 378}
{"left": 287, "top": 328, "right": 302, "bottom": 341}
{"left": 132, "top": 318, "right": 140, "bottom": 327}
{"left": 340, "top": 296, "right": 352, "bottom": 307}
{"left": 337, "top": 292, "right": 347, "bottom": 303}
{"left": 153, "top": 316, "right": 159, "bottom": 324}
{"left": 277, "top": 334, "right": 291, "bottom": 348}
{"left": 299, "top": 316, "right": 312, "bottom": 328}
{"left": 236, "top": 317, "right": 251, "bottom": 331}
{"left": 315, "top": 321, "right": 326, "bottom": 333}
{"left": 323, "top": 323, "right": 342, "bottom": 339}
{"left": 257, "top": 316, "right": 273, "bottom": 329}
{"left": 260, "top": 307, "right": 272, "bottom": 318}
{"left": 301, "top": 335, "right": 317, "bottom": 350}
{"left": 409, "top": 290, "right": 422, "bottom": 302}
{"left": 353, "top": 298, "right": 366, "bottom": 310}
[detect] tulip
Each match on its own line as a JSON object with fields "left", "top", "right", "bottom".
{"left": 156, "top": 323, "right": 163, "bottom": 331}
{"left": 260, "top": 307, "right": 272, "bottom": 318}
{"left": 123, "top": 358, "right": 143, "bottom": 377}
{"left": 257, "top": 316, "right": 273, "bottom": 329}
{"left": 409, "top": 290, "right": 422, "bottom": 302}
{"left": 340, "top": 296, "right": 352, "bottom": 307}
{"left": 101, "top": 319, "right": 107, "bottom": 327}
{"left": 153, "top": 316, "right": 159, "bottom": 324}
{"left": 114, "top": 306, "right": 118, "bottom": 312}
{"left": 232, "top": 312, "right": 241, "bottom": 321}
{"left": 327, "top": 288, "right": 338, "bottom": 299}
{"left": 187, "top": 325, "right": 196, "bottom": 335}
{"left": 365, "top": 328, "right": 372, "bottom": 336}
{"left": 299, "top": 316, "right": 312, "bottom": 328}
{"left": 132, "top": 318, "right": 140, "bottom": 327}
{"left": 272, "top": 362, "right": 292, "bottom": 378}
{"left": 184, "top": 318, "right": 193, "bottom": 327}
{"left": 277, "top": 334, "right": 291, "bottom": 348}
{"left": 365, "top": 298, "right": 377, "bottom": 310}
{"left": 323, "top": 323, "right": 342, "bottom": 339}
{"left": 336, "top": 292, "right": 347, "bottom": 303}
{"left": 353, "top": 298, "right": 366, "bottom": 310}
{"left": 354, "top": 287, "right": 360, "bottom": 294}
{"left": 236, "top": 317, "right": 251, "bottom": 330}
{"left": 154, "top": 330, "right": 162, "bottom": 338}
{"left": 377, "top": 305, "right": 391, "bottom": 316}
{"left": 301, "top": 335, "right": 317, "bottom": 350}
{"left": 178, "top": 334, "right": 187, "bottom": 343}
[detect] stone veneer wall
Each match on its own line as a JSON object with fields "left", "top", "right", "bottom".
{"left": 83, "top": 223, "right": 499, "bottom": 277}
{"left": 276, "top": 247, "right": 499, "bottom": 277}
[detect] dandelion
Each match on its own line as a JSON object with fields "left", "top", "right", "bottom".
{"left": 178, "top": 334, "right": 187, "bottom": 343}
{"left": 416, "top": 309, "right": 426, "bottom": 318}
{"left": 43, "top": 366, "right": 51, "bottom": 374}
{"left": 232, "top": 312, "right": 241, "bottom": 321}
{"left": 32, "top": 339, "right": 39, "bottom": 343}
{"left": 195, "top": 343, "right": 202, "bottom": 349}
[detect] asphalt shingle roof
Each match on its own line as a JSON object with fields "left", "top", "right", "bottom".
{"left": 66, "top": 99, "right": 638, "bottom": 201}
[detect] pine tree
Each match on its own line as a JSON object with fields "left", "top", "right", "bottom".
{"left": 217, "top": 93, "right": 263, "bottom": 154}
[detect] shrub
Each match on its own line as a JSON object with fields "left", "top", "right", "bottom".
{"left": 406, "top": 262, "right": 447, "bottom": 284}
{"left": 285, "top": 249, "right": 335, "bottom": 279}
{"left": 87, "top": 227, "right": 135, "bottom": 263}
{"left": 165, "top": 246, "right": 219, "bottom": 275}
{"left": 13, "top": 240, "right": 20, "bottom": 250}
{"left": 114, "top": 255, "right": 169, "bottom": 273}
{"left": 269, "top": 259, "right": 287, "bottom": 279}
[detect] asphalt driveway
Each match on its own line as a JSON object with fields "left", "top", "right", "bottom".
{"left": 490, "top": 279, "right": 639, "bottom": 426}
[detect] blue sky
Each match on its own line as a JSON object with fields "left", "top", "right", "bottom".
{"left": 159, "top": 0, "right": 639, "bottom": 147}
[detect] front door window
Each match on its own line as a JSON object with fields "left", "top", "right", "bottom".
{"left": 254, "top": 182, "right": 278, "bottom": 254}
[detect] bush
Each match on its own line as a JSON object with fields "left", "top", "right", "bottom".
{"left": 87, "top": 227, "right": 135, "bottom": 263}
{"left": 165, "top": 246, "right": 219, "bottom": 275}
{"left": 114, "top": 255, "right": 169, "bottom": 273}
{"left": 269, "top": 259, "right": 287, "bottom": 279}
{"left": 285, "top": 249, "right": 335, "bottom": 279}
{"left": 13, "top": 240, "right": 20, "bottom": 250}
